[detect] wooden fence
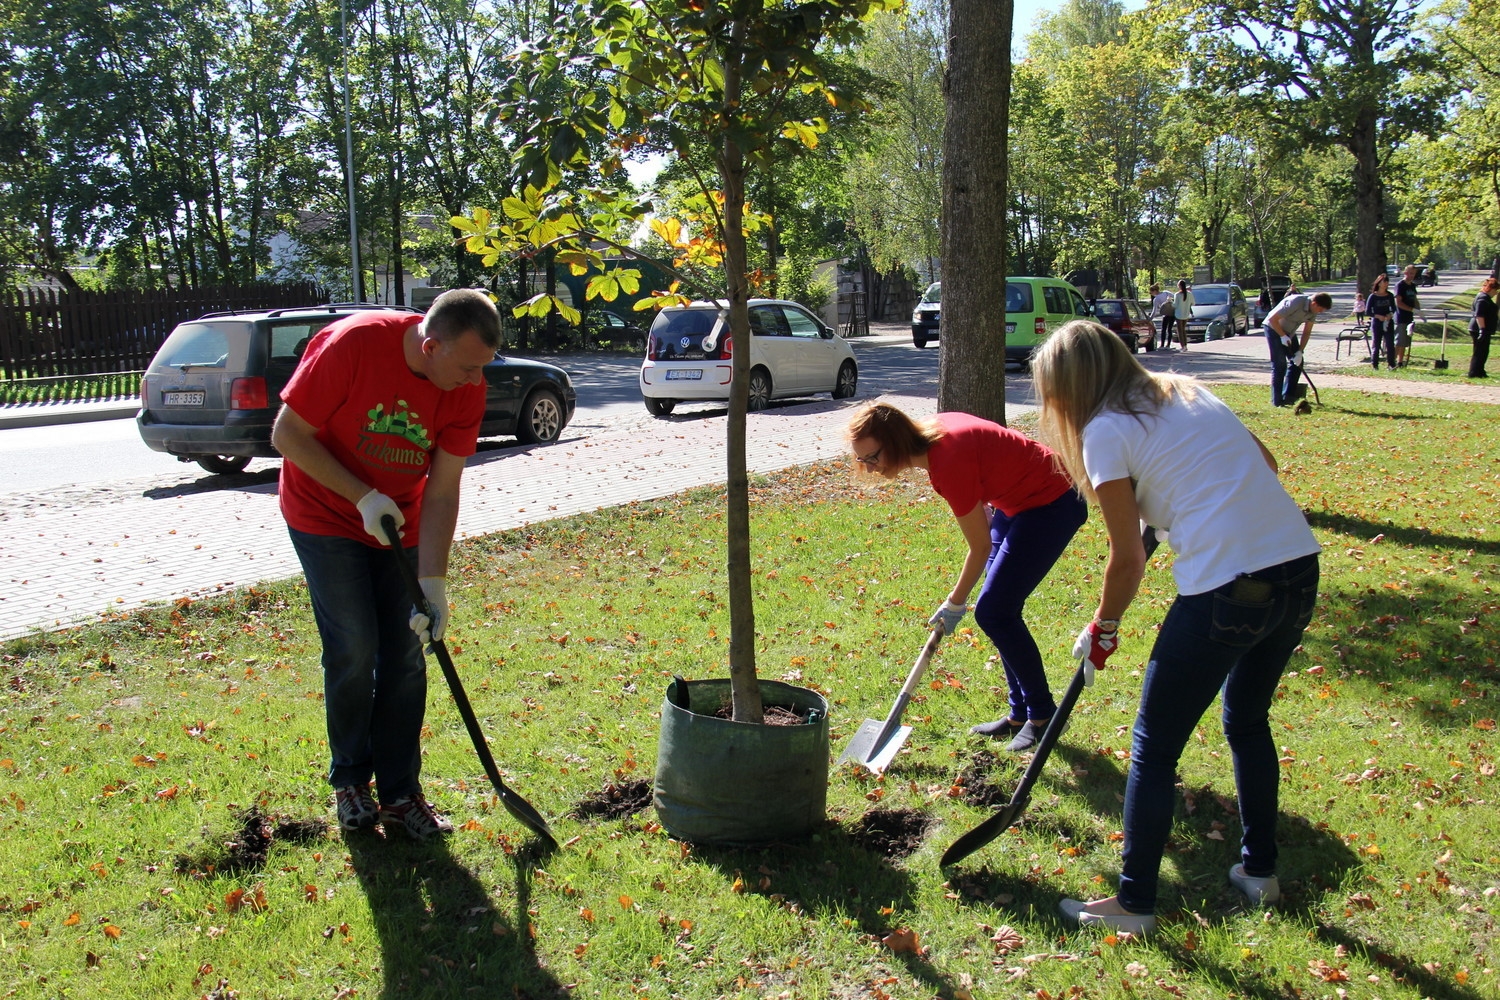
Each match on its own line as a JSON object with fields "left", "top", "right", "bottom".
{"left": 0, "top": 282, "right": 327, "bottom": 382}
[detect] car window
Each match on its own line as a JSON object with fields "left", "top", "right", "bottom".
{"left": 782, "top": 305, "right": 822, "bottom": 339}
{"left": 1043, "top": 286, "right": 1068, "bottom": 315}
{"left": 1069, "top": 289, "right": 1089, "bottom": 316}
{"left": 921, "top": 283, "right": 941, "bottom": 304}
{"left": 749, "top": 305, "right": 791, "bottom": 337}
{"left": 148, "top": 322, "right": 247, "bottom": 372}
{"left": 652, "top": 309, "right": 718, "bottom": 338}
{"left": 1006, "top": 282, "right": 1033, "bottom": 313}
{"left": 1093, "top": 301, "right": 1124, "bottom": 319}
{"left": 1124, "top": 301, "right": 1145, "bottom": 320}
{"left": 269, "top": 320, "right": 336, "bottom": 364}
{"left": 1194, "top": 287, "right": 1229, "bottom": 305}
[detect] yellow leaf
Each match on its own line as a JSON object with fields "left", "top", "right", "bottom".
{"left": 102, "top": 924, "right": 121, "bottom": 939}
{"left": 64, "top": 912, "right": 81, "bottom": 926}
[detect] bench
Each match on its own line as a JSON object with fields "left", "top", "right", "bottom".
{"left": 1334, "top": 320, "right": 1371, "bottom": 361}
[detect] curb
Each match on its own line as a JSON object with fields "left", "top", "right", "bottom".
{"left": 0, "top": 401, "right": 139, "bottom": 430}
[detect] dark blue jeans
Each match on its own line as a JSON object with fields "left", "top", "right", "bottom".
{"left": 1116, "top": 552, "right": 1319, "bottom": 914}
{"left": 1371, "top": 317, "right": 1395, "bottom": 368}
{"left": 289, "top": 527, "right": 428, "bottom": 802}
{"left": 1263, "top": 326, "right": 1298, "bottom": 406}
{"left": 972, "top": 490, "right": 1088, "bottom": 722}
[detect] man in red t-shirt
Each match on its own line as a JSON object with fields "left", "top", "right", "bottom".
{"left": 272, "top": 289, "right": 500, "bottom": 839}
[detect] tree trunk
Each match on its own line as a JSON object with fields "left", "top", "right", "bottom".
{"left": 939, "top": 0, "right": 1011, "bottom": 422}
{"left": 722, "top": 16, "right": 762, "bottom": 725}
{"left": 1348, "top": 105, "right": 1385, "bottom": 293}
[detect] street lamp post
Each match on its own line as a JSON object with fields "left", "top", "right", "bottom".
{"left": 340, "top": 0, "right": 363, "bottom": 301}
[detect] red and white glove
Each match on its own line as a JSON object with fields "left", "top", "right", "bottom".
{"left": 1072, "top": 620, "right": 1119, "bottom": 686}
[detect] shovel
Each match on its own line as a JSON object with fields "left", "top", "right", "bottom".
{"left": 940, "top": 655, "right": 1092, "bottom": 868}
{"left": 839, "top": 624, "right": 945, "bottom": 773}
{"left": 381, "top": 516, "right": 558, "bottom": 852}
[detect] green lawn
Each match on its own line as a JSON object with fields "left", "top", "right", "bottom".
{"left": 3, "top": 385, "right": 1498, "bottom": 999}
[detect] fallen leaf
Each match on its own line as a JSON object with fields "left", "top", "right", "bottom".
{"left": 882, "top": 927, "right": 921, "bottom": 954}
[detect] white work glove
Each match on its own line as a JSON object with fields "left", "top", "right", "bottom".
{"left": 928, "top": 600, "right": 967, "bottom": 635}
{"left": 409, "top": 577, "right": 448, "bottom": 645}
{"left": 1072, "top": 620, "right": 1120, "bottom": 688}
{"left": 1293, "top": 349, "right": 1305, "bottom": 367}
{"left": 1279, "top": 334, "right": 1293, "bottom": 349}
{"left": 356, "top": 489, "right": 404, "bottom": 544}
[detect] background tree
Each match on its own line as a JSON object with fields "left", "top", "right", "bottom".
{"left": 939, "top": 0, "right": 1011, "bottom": 421}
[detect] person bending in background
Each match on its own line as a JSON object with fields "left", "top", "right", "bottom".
{"left": 1263, "top": 290, "right": 1332, "bottom": 406}
{"left": 846, "top": 402, "right": 1086, "bottom": 752}
{"left": 272, "top": 290, "right": 501, "bottom": 840}
{"left": 1031, "top": 320, "right": 1320, "bottom": 936}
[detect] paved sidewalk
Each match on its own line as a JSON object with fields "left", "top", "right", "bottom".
{"left": 2, "top": 313, "right": 1495, "bottom": 641}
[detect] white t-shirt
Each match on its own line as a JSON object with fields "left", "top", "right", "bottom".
{"left": 1081, "top": 388, "right": 1320, "bottom": 595}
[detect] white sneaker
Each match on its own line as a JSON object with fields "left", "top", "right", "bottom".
{"left": 1228, "top": 863, "right": 1280, "bottom": 905}
{"left": 1058, "top": 897, "right": 1156, "bottom": 936}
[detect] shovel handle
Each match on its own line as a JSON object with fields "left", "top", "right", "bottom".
{"left": 866, "top": 624, "right": 945, "bottom": 759}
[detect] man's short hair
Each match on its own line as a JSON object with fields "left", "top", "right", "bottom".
{"left": 1312, "top": 292, "right": 1333, "bottom": 309}
{"left": 425, "top": 289, "right": 502, "bottom": 349}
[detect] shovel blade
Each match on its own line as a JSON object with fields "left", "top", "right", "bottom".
{"left": 838, "top": 719, "right": 912, "bottom": 773}
{"left": 939, "top": 794, "right": 1030, "bottom": 868}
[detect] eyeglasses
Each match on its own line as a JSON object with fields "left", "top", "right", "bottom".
{"left": 855, "top": 446, "right": 883, "bottom": 467}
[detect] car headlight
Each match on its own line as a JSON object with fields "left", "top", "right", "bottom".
{"left": 912, "top": 307, "right": 922, "bottom": 322}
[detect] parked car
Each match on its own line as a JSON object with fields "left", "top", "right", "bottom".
{"left": 639, "top": 298, "right": 858, "bottom": 416}
{"left": 137, "top": 303, "right": 576, "bottom": 475}
{"left": 1003, "top": 276, "right": 1092, "bottom": 365}
{"left": 1184, "top": 283, "right": 1251, "bottom": 341}
{"left": 911, "top": 281, "right": 941, "bottom": 348}
{"left": 572, "top": 309, "right": 647, "bottom": 351}
{"left": 1089, "top": 297, "right": 1156, "bottom": 352}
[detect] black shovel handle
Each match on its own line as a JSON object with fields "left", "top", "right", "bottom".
{"left": 381, "top": 516, "right": 558, "bottom": 851}
{"left": 940, "top": 656, "right": 1089, "bottom": 867}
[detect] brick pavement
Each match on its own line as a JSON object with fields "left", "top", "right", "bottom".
{"left": 2, "top": 313, "right": 1496, "bottom": 641}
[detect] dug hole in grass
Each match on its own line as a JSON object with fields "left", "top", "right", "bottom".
{"left": 2, "top": 386, "right": 1497, "bottom": 998}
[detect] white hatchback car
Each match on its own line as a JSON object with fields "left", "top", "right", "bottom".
{"left": 639, "top": 299, "right": 859, "bottom": 416}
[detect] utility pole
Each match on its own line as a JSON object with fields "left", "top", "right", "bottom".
{"left": 340, "top": 0, "right": 363, "bottom": 301}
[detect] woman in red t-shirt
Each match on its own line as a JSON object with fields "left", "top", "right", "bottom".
{"left": 846, "top": 403, "right": 1087, "bottom": 750}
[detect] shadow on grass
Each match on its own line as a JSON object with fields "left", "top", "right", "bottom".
{"left": 345, "top": 833, "right": 563, "bottom": 1000}
{"left": 1306, "top": 509, "right": 1500, "bottom": 556}
{"left": 686, "top": 824, "right": 959, "bottom": 999}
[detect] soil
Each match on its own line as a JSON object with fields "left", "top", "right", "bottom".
{"left": 954, "top": 747, "right": 1012, "bottom": 808}
{"left": 847, "top": 807, "right": 934, "bottom": 859}
{"left": 709, "top": 702, "right": 813, "bottom": 726}
{"left": 175, "top": 806, "right": 330, "bottom": 875}
{"left": 570, "top": 778, "right": 654, "bottom": 820}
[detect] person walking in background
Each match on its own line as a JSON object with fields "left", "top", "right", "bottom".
{"left": 1149, "top": 283, "right": 1174, "bottom": 349}
{"left": 1394, "top": 264, "right": 1422, "bottom": 368}
{"left": 1030, "top": 320, "right": 1320, "bottom": 936}
{"left": 1366, "top": 274, "right": 1397, "bottom": 370}
{"left": 1470, "top": 275, "right": 1497, "bottom": 379}
{"left": 272, "top": 290, "right": 502, "bottom": 840}
{"left": 1352, "top": 285, "right": 1368, "bottom": 327}
{"left": 845, "top": 402, "right": 1086, "bottom": 752}
{"left": 1172, "top": 280, "right": 1194, "bottom": 351}
{"left": 1263, "top": 290, "right": 1332, "bottom": 406}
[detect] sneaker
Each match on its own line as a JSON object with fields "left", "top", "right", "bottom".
{"left": 335, "top": 783, "right": 378, "bottom": 831}
{"left": 379, "top": 794, "right": 454, "bottom": 840}
{"left": 1059, "top": 897, "right": 1156, "bottom": 935}
{"left": 1228, "top": 863, "right": 1280, "bottom": 905}
{"left": 1005, "top": 718, "right": 1063, "bottom": 752}
{"left": 970, "top": 717, "right": 1025, "bottom": 739}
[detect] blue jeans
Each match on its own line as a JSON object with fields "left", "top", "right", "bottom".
{"left": 1116, "top": 553, "right": 1319, "bottom": 914}
{"left": 1371, "top": 317, "right": 1395, "bottom": 368}
{"left": 972, "top": 490, "right": 1088, "bottom": 722}
{"left": 289, "top": 527, "right": 428, "bottom": 802}
{"left": 1263, "top": 326, "right": 1298, "bottom": 406}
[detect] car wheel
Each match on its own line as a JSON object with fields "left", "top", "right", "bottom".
{"left": 516, "top": 388, "right": 565, "bottom": 444}
{"left": 747, "top": 368, "right": 772, "bottom": 411}
{"left": 196, "top": 455, "right": 251, "bottom": 475}
{"left": 644, "top": 397, "right": 676, "bottom": 417}
{"left": 832, "top": 360, "right": 858, "bottom": 399}
{"left": 1145, "top": 328, "right": 1157, "bottom": 351}
{"left": 913, "top": 333, "right": 927, "bottom": 349}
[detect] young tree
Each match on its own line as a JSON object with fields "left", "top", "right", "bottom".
{"left": 456, "top": 0, "right": 896, "bottom": 723}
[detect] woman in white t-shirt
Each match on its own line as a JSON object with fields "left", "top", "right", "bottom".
{"left": 1171, "top": 279, "right": 1194, "bottom": 351}
{"left": 1031, "top": 320, "right": 1321, "bottom": 936}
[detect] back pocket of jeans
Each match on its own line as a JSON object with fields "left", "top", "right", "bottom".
{"left": 1210, "top": 591, "right": 1275, "bottom": 647}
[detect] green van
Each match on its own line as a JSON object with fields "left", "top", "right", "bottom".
{"left": 1003, "top": 276, "right": 1091, "bottom": 364}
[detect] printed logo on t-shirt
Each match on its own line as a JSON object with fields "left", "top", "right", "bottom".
{"left": 356, "top": 399, "right": 433, "bottom": 471}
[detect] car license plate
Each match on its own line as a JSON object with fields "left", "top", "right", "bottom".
{"left": 665, "top": 370, "right": 702, "bottom": 381}
{"left": 164, "top": 390, "right": 205, "bottom": 406}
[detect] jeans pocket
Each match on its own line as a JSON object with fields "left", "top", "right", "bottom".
{"left": 1210, "top": 591, "right": 1275, "bottom": 648}
{"left": 1293, "top": 582, "right": 1318, "bottom": 632}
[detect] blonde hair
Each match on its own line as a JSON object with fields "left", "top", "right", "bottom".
{"left": 845, "top": 402, "right": 945, "bottom": 471}
{"left": 1031, "top": 320, "right": 1197, "bottom": 503}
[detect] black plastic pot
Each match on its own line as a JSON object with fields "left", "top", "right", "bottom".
{"left": 653, "top": 678, "right": 830, "bottom": 844}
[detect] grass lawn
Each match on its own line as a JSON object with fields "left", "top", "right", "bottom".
{"left": 3, "top": 385, "right": 1498, "bottom": 999}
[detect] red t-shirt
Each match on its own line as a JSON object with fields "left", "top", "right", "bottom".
{"left": 278, "top": 312, "right": 486, "bottom": 546}
{"left": 926, "top": 412, "right": 1073, "bottom": 518}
